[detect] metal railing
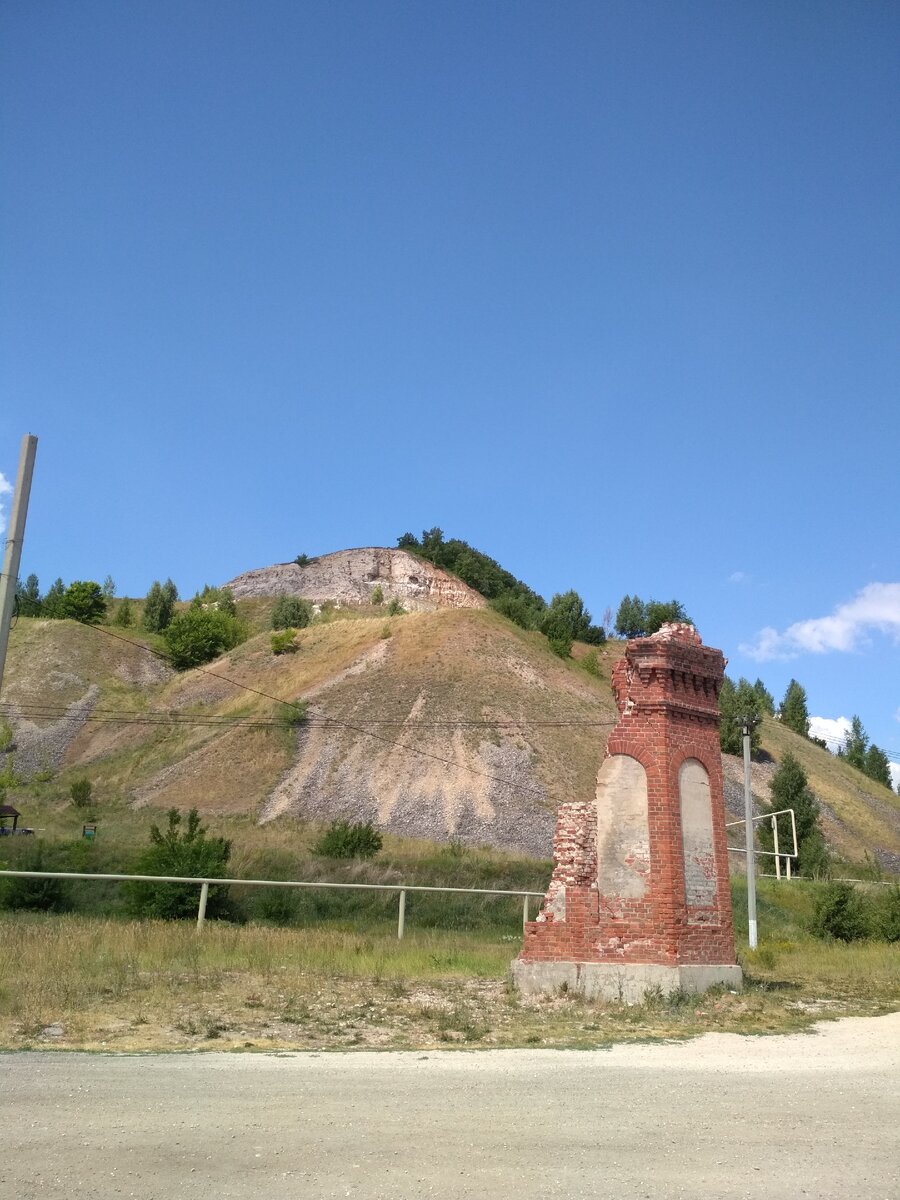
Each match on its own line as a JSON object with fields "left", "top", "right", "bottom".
{"left": 0, "top": 869, "right": 545, "bottom": 938}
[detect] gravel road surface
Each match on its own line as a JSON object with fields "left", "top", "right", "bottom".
{"left": 3, "top": 1013, "right": 898, "bottom": 1200}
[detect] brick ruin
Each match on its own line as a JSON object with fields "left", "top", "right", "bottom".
{"left": 512, "top": 624, "right": 742, "bottom": 1002}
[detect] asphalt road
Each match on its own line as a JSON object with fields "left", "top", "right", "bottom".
{"left": 3, "top": 1013, "right": 898, "bottom": 1200}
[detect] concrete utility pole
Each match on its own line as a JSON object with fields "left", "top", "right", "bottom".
{"left": 0, "top": 434, "right": 38, "bottom": 699}
{"left": 742, "top": 717, "right": 759, "bottom": 949}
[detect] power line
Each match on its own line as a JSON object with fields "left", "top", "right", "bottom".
{"left": 0, "top": 701, "right": 616, "bottom": 730}
{"left": 17, "top": 617, "right": 617, "bottom": 798}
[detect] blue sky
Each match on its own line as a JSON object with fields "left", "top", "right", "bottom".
{"left": 1, "top": 2, "right": 898, "bottom": 775}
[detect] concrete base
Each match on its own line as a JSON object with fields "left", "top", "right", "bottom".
{"left": 511, "top": 959, "right": 743, "bottom": 1005}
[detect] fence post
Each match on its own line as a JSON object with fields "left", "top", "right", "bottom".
{"left": 197, "top": 881, "right": 209, "bottom": 932}
{"left": 397, "top": 889, "right": 406, "bottom": 940}
{"left": 772, "top": 816, "right": 781, "bottom": 881}
{"left": 522, "top": 895, "right": 529, "bottom": 929}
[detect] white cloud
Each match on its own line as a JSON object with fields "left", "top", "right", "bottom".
{"left": 741, "top": 583, "right": 900, "bottom": 661}
{"left": 728, "top": 571, "right": 748, "bottom": 584}
{"left": 891, "top": 762, "right": 900, "bottom": 791}
{"left": 808, "top": 715, "right": 851, "bottom": 753}
{"left": 0, "top": 471, "right": 12, "bottom": 535}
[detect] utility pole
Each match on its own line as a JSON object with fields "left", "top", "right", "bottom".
{"left": 0, "top": 434, "right": 38, "bottom": 699}
{"left": 741, "top": 716, "right": 759, "bottom": 949}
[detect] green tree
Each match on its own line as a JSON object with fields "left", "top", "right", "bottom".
{"left": 41, "top": 577, "right": 66, "bottom": 618}
{"left": 779, "top": 679, "right": 810, "bottom": 738}
{"left": 752, "top": 678, "right": 775, "bottom": 716}
{"left": 614, "top": 594, "right": 646, "bottom": 638}
{"left": 101, "top": 575, "right": 116, "bottom": 600}
{"left": 16, "top": 573, "right": 42, "bottom": 616}
{"left": 718, "top": 676, "right": 763, "bottom": 755}
{"left": 644, "top": 599, "right": 692, "bottom": 634}
{"left": 124, "top": 808, "right": 233, "bottom": 920}
{"left": 863, "top": 744, "right": 892, "bottom": 789}
{"left": 271, "top": 595, "right": 312, "bottom": 630}
{"left": 114, "top": 596, "right": 134, "bottom": 627}
{"left": 143, "top": 578, "right": 178, "bottom": 632}
{"left": 163, "top": 608, "right": 244, "bottom": 670}
{"left": 370, "top": 585, "right": 384, "bottom": 606}
{"left": 60, "top": 581, "right": 107, "bottom": 624}
{"left": 759, "top": 751, "right": 829, "bottom": 877}
{"left": 400, "top": 526, "right": 548, "bottom": 629}
{"left": 843, "top": 715, "right": 868, "bottom": 770}
{"left": 541, "top": 590, "right": 595, "bottom": 654}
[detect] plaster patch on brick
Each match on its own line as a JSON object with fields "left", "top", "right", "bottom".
{"left": 680, "top": 758, "right": 717, "bottom": 908}
{"left": 595, "top": 755, "right": 650, "bottom": 905}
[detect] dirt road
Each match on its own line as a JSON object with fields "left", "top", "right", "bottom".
{"left": 3, "top": 1012, "right": 898, "bottom": 1199}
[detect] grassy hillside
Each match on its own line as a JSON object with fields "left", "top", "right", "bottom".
{"left": 2, "top": 607, "right": 898, "bottom": 872}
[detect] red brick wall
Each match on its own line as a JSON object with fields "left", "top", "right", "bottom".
{"left": 519, "top": 624, "right": 738, "bottom": 968}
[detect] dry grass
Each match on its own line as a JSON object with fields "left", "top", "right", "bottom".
{"left": 0, "top": 897, "right": 896, "bottom": 1053}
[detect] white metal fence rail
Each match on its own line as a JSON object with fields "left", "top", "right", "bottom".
{"left": 0, "top": 869, "right": 545, "bottom": 937}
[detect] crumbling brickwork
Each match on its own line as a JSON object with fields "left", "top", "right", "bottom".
{"left": 515, "top": 624, "right": 738, "bottom": 986}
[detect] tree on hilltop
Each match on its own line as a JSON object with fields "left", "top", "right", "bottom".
{"left": 614, "top": 594, "right": 692, "bottom": 638}
{"left": 718, "top": 676, "right": 764, "bottom": 755}
{"left": 143, "top": 578, "right": 178, "bottom": 633}
{"left": 41, "top": 578, "right": 66, "bottom": 619}
{"left": 15, "top": 573, "right": 42, "bottom": 617}
{"left": 779, "top": 679, "right": 810, "bottom": 738}
{"left": 863, "top": 744, "right": 892, "bottom": 790}
{"left": 752, "top": 678, "right": 775, "bottom": 716}
{"left": 60, "top": 580, "right": 107, "bottom": 624}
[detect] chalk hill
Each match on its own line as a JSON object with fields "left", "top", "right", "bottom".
{"left": 226, "top": 547, "right": 486, "bottom": 612}
{"left": 2, "top": 587, "right": 899, "bottom": 870}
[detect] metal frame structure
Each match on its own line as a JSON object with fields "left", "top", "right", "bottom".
{"left": 726, "top": 807, "right": 798, "bottom": 879}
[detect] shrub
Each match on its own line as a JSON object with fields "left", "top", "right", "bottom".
{"left": 370, "top": 585, "right": 384, "bottom": 606}
{"left": 113, "top": 597, "right": 134, "bottom": 627}
{"left": 254, "top": 887, "right": 301, "bottom": 926}
{"left": 163, "top": 608, "right": 244, "bottom": 670}
{"left": 380, "top": 623, "right": 392, "bottom": 639}
{"left": 124, "top": 808, "right": 234, "bottom": 920}
{"left": 811, "top": 882, "right": 869, "bottom": 942}
{"left": 271, "top": 628, "right": 298, "bottom": 655}
{"left": 271, "top": 595, "right": 312, "bottom": 630}
{"left": 874, "top": 886, "right": 900, "bottom": 943}
{"left": 0, "top": 842, "right": 70, "bottom": 912}
{"left": 276, "top": 700, "right": 308, "bottom": 728}
{"left": 386, "top": 598, "right": 405, "bottom": 616}
{"left": 0, "top": 718, "right": 14, "bottom": 752}
{"left": 548, "top": 637, "right": 572, "bottom": 659}
{"left": 294, "top": 554, "right": 310, "bottom": 566}
{"left": 581, "top": 649, "right": 600, "bottom": 676}
{"left": 192, "top": 584, "right": 237, "bottom": 616}
{"left": 313, "top": 820, "right": 383, "bottom": 860}
{"left": 69, "top": 778, "right": 92, "bottom": 808}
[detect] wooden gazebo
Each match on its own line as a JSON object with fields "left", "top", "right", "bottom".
{"left": 0, "top": 804, "right": 20, "bottom": 834}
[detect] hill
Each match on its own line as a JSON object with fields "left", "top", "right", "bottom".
{"left": 2, "top": 603, "right": 899, "bottom": 871}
